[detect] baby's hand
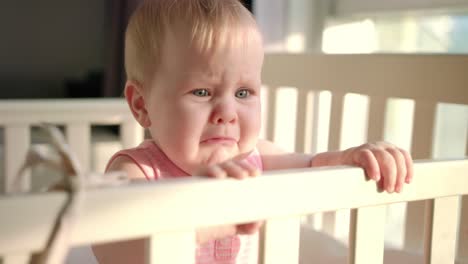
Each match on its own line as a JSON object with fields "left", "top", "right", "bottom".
{"left": 194, "top": 160, "right": 263, "bottom": 235}
{"left": 341, "top": 141, "right": 413, "bottom": 193}
{"left": 194, "top": 160, "right": 260, "bottom": 179}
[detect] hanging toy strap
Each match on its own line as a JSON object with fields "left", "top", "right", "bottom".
{"left": 15, "top": 124, "right": 128, "bottom": 264}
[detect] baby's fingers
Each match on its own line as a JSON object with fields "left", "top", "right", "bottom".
{"left": 356, "top": 148, "right": 381, "bottom": 182}
{"left": 195, "top": 165, "right": 227, "bottom": 179}
{"left": 219, "top": 161, "right": 249, "bottom": 179}
{"left": 400, "top": 148, "right": 414, "bottom": 184}
{"left": 237, "top": 221, "right": 264, "bottom": 235}
{"left": 237, "top": 160, "right": 260, "bottom": 178}
{"left": 386, "top": 147, "right": 407, "bottom": 193}
{"left": 375, "top": 150, "right": 397, "bottom": 193}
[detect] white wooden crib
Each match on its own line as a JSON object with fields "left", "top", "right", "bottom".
{"left": 0, "top": 54, "right": 467, "bottom": 264}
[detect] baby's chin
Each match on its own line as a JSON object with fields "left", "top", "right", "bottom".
{"left": 203, "top": 148, "right": 233, "bottom": 165}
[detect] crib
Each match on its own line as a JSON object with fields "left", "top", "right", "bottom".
{"left": 0, "top": 54, "right": 467, "bottom": 264}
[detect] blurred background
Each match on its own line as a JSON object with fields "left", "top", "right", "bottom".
{"left": 1, "top": 0, "right": 468, "bottom": 99}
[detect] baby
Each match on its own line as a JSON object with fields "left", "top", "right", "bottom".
{"left": 93, "top": 0, "right": 413, "bottom": 263}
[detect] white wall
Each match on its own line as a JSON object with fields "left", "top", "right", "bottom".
{"left": 0, "top": 0, "right": 109, "bottom": 98}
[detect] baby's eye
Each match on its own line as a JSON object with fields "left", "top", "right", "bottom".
{"left": 235, "top": 89, "right": 250, "bottom": 98}
{"left": 192, "top": 89, "right": 210, "bottom": 97}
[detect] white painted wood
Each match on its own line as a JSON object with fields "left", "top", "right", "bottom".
{"left": 2, "top": 254, "right": 30, "bottom": 264}
{"left": 349, "top": 205, "right": 386, "bottom": 264}
{"left": 262, "top": 54, "right": 468, "bottom": 106}
{"left": 67, "top": 123, "right": 91, "bottom": 172}
{"left": 322, "top": 92, "right": 344, "bottom": 237}
{"left": 260, "top": 217, "right": 301, "bottom": 264}
{"left": 0, "top": 99, "right": 133, "bottom": 125}
{"left": 4, "top": 125, "right": 30, "bottom": 193}
{"left": 309, "top": 92, "right": 322, "bottom": 154}
{"left": 404, "top": 100, "right": 437, "bottom": 252}
{"left": 424, "top": 197, "right": 459, "bottom": 264}
{"left": 1, "top": 160, "right": 466, "bottom": 255}
{"left": 432, "top": 104, "right": 468, "bottom": 159}
{"left": 148, "top": 231, "right": 196, "bottom": 264}
{"left": 0, "top": 54, "right": 467, "bottom": 263}
{"left": 274, "top": 87, "right": 298, "bottom": 151}
{"left": 121, "top": 119, "right": 144, "bottom": 149}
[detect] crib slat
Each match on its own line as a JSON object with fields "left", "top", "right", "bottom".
{"left": 349, "top": 206, "right": 386, "bottom": 264}
{"left": 322, "top": 92, "right": 345, "bottom": 237}
{"left": 2, "top": 254, "right": 30, "bottom": 264}
{"left": 121, "top": 119, "right": 144, "bottom": 149}
{"left": 260, "top": 217, "right": 301, "bottom": 264}
{"left": 265, "top": 87, "right": 277, "bottom": 141}
{"left": 309, "top": 92, "right": 322, "bottom": 154}
{"left": 67, "top": 123, "right": 91, "bottom": 172}
{"left": 424, "top": 196, "right": 459, "bottom": 264}
{"left": 366, "top": 96, "right": 386, "bottom": 142}
{"left": 4, "top": 125, "right": 30, "bottom": 193}
{"left": 405, "top": 100, "right": 437, "bottom": 252}
{"left": 148, "top": 231, "right": 195, "bottom": 264}
{"left": 294, "top": 89, "right": 313, "bottom": 153}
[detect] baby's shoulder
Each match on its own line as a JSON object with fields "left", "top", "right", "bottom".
{"left": 107, "top": 155, "right": 147, "bottom": 180}
{"left": 106, "top": 140, "right": 158, "bottom": 180}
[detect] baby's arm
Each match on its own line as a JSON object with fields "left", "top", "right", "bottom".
{"left": 258, "top": 139, "right": 413, "bottom": 193}
{"left": 92, "top": 156, "right": 239, "bottom": 264}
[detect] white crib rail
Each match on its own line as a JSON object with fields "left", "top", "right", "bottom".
{"left": 0, "top": 159, "right": 467, "bottom": 264}
{"left": 1, "top": 54, "right": 467, "bottom": 263}
{"left": 261, "top": 54, "right": 468, "bottom": 258}
{"left": 0, "top": 99, "right": 144, "bottom": 194}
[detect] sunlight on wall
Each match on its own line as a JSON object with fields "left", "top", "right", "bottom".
{"left": 322, "top": 19, "right": 378, "bottom": 54}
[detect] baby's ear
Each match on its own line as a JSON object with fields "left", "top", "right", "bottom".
{"left": 124, "top": 80, "right": 151, "bottom": 127}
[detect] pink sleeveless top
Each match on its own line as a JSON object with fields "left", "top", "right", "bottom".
{"left": 107, "top": 140, "right": 263, "bottom": 264}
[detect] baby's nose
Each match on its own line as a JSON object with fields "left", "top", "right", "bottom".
{"left": 210, "top": 101, "right": 237, "bottom": 124}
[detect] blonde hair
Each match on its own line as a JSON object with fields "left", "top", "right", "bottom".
{"left": 125, "top": 0, "right": 258, "bottom": 84}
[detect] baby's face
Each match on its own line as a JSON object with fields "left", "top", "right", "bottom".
{"left": 144, "top": 28, "right": 264, "bottom": 174}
